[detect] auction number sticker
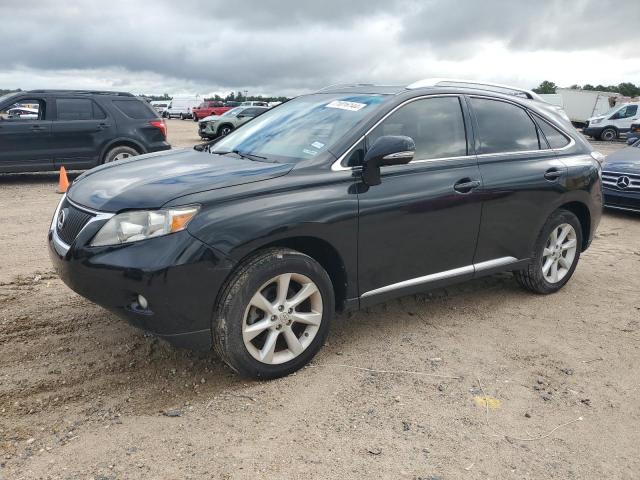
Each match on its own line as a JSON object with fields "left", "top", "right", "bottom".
{"left": 325, "top": 100, "right": 367, "bottom": 112}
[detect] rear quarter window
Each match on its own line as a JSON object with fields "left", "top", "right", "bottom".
{"left": 113, "top": 100, "right": 158, "bottom": 119}
{"left": 534, "top": 115, "right": 571, "bottom": 149}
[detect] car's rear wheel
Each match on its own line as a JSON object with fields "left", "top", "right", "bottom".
{"left": 212, "top": 248, "right": 334, "bottom": 379}
{"left": 600, "top": 127, "right": 617, "bottom": 141}
{"left": 218, "top": 124, "right": 233, "bottom": 137}
{"left": 515, "top": 209, "right": 582, "bottom": 294}
{"left": 192, "top": 114, "right": 198, "bottom": 122}
{"left": 103, "top": 145, "right": 139, "bottom": 164}
{"left": 179, "top": 113, "right": 186, "bottom": 120}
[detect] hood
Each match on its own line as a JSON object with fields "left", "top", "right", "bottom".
{"left": 67, "top": 148, "right": 293, "bottom": 212}
{"left": 201, "top": 114, "right": 224, "bottom": 122}
{"left": 587, "top": 115, "right": 605, "bottom": 122}
{"left": 603, "top": 145, "right": 640, "bottom": 174}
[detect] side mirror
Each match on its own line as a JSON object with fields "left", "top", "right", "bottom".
{"left": 361, "top": 135, "right": 415, "bottom": 186}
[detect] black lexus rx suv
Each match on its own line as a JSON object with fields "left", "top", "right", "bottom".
{"left": 0, "top": 90, "right": 170, "bottom": 173}
{"left": 49, "top": 81, "right": 603, "bottom": 379}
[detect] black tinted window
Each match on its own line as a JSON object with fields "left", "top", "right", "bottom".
{"left": 243, "top": 108, "right": 265, "bottom": 116}
{"left": 368, "top": 97, "right": 467, "bottom": 160}
{"left": 535, "top": 116, "right": 570, "bottom": 149}
{"left": 56, "top": 99, "right": 95, "bottom": 121}
{"left": 470, "top": 98, "right": 540, "bottom": 154}
{"left": 113, "top": 99, "right": 157, "bottom": 119}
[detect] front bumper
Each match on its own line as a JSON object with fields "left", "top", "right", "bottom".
{"left": 583, "top": 126, "right": 604, "bottom": 138}
{"left": 603, "top": 188, "right": 640, "bottom": 213}
{"left": 48, "top": 199, "right": 234, "bottom": 350}
{"left": 198, "top": 122, "right": 217, "bottom": 138}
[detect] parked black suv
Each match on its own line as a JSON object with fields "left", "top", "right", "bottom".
{"left": 0, "top": 90, "right": 170, "bottom": 173}
{"left": 49, "top": 81, "right": 602, "bottom": 379}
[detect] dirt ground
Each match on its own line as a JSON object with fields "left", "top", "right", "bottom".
{"left": 1, "top": 122, "right": 639, "bottom": 479}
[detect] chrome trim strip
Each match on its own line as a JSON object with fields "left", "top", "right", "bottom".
{"left": 49, "top": 195, "right": 114, "bottom": 256}
{"left": 603, "top": 204, "right": 640, "bottom": 213}
{"left": 332, "top": 93, "right": 576, "bottom": 172}
{"left": 361, "top": 265, "right": 474, "bottom": 298}
{"left": 65, "top": 196, "right": 106, "bottom": 215}
{"left": 474, "top": 256, "right": 518, "bottom": 271}
{"left": 360, "top": 256, "right": 519, "bottom": 298}
{"left": 382, "top": 151, "right": 414, "bottom": 161}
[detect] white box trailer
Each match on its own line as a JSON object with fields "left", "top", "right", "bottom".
{"left": 546, "top": 89, "right": 620, "bottom": 126}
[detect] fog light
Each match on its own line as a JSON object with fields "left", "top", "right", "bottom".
{"left": 137, "top": 295, "right": 148, "bottom": 310}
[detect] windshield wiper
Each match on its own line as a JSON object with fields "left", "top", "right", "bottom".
{"left": 233, "top": 149, "right": 267, "bottom": 161}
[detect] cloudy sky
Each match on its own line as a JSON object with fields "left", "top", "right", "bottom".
{"left": 1, "top": 0, "right": 639, "bottom": 97}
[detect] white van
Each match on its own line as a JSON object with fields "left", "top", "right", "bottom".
{"left": 163, "top": 95, "right": 201, "bottom": 119}
{"left": 240, "top": 101, "right": 269, "bottom": 107}
{"left": 150, "top": 100, "right": 169, "bottom": 114}
{"left": 584, "top": 102, "right": 640, "bottom": 141}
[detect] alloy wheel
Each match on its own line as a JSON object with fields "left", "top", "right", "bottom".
{"left": 106, "top": 152, "right": 132, "bottom": 163}
{"left": 242, "top": 273, "right": 323, "bottom": 365}
{"left": 541, "top": 223, "right": 577, "bottom": 283}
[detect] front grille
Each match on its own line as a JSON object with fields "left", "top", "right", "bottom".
{"left": 56, "top": 199, "right": 95, "bottom": 245}
{"left": 602, "top": 171, "right": 640, "bottom": 192}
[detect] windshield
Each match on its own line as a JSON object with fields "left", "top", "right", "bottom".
{"left": 212, "top": 93, "right": 388, "bottom": 162}
{"left": 602, "top": 105, "right": 621, "bottom": 117}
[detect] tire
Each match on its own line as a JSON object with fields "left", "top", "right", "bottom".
{"left": 600, "top": 127, "right": 617, "bottom": 142}
{"left": 212, "top": 248, "right": 335, "bottom": 379}
{"left": 218, "top": 124, "right": 233, "bottom": 137}
{"left": 515, "top": 209, "right": 582, "bottom": 294}
{"left": 179, "top": 113, "right": 185, "bottom": 120}
{"left": 193, "top": 114, "right": 198, "bottom": 122}
{"left": 103, "top": 145, "right": 139, "bottom": 164}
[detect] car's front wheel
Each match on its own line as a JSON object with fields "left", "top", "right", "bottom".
{"left": 600, "top": 127, "right": 617, "bottom": 141}
{"left": 218, "top": 124, "right": 233, "bottom": 137}
{"left": 515, "top": 209, "right": 582, "bottom": 294}
{"left": 213, "top": 248, "right": 334, "bottom": 379}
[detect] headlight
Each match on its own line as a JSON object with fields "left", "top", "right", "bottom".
{"left": 90, "top": 206, "right": 199, "bottom": 247}
{"left": 591, "top": 118, "right": 602, "bottom": 125}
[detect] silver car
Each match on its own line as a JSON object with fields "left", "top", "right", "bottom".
{"left": 198, "top": 106, "right": 268, "bottom": 139}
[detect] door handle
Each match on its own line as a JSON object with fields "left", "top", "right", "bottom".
{"left": 453, "top": 178, "right": 481, "bottom": 193}
{"left": 30, "top": 125, "right": 45, "bottom": 131}
{"left": 544, "top": 168, "right": 562, "bottom": 181}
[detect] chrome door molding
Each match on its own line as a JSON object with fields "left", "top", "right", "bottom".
{"left": 360, "top": 256, "right": 518, "bottom": 298}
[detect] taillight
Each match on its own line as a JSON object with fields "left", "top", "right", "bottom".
{"left": 149, "top": 120, "right": 167, "bottom": 139}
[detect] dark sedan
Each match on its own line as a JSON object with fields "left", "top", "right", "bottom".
{"left": 602, "top": 139, "right": 640, "bottom": 213}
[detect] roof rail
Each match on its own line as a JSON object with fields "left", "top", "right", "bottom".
{"left": 406, "top": 78, "right": 542, "bottom": 101}
{"left": 27, "top": 89, "right": 135, "bottom": 97}
{"left": 315, "top": 83, "right": 375, "bottom": 92}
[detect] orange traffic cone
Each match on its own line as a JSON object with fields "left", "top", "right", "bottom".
{"left": 57, "top": 166, "right": 69, "bottom": 194}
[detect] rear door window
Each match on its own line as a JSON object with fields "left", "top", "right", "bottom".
{"left": 367, "top": 96, "right": 468, "bottom": 161}
{"left": 470, "top": 98, "right": 540, "bottom": 154}
{"left": 56, "top": 98, "right": 100, "bottom": 121}
{"left": 113, "top": 99, "right": 158, "bottom": 119}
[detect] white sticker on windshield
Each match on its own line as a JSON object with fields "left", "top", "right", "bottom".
{"left": 325, "top": 100, "right": 367, "bottom": 112}
{"left": 311, "top": 141, "right": 325, "bottom": 149}
{"left": 303, "top": 149, "right": 318, "bottom": 156}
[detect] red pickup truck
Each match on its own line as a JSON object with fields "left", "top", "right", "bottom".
{"left": 192, "top": 101, "right": 232, "bottom": 121}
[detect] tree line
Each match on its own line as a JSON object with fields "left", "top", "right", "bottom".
{"left": 533, "top": 80, "right": 640, "bottom": 97}
{"left": 145, "top": 91, "right": 289, "bottom": 103}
